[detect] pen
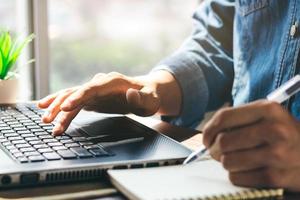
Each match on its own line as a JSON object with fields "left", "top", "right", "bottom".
{"left": 183, "top": 75, "right": 300, "bottom": 165}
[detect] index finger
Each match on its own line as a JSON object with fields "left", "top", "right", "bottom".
{"left": 202, "top": 100, "right": 284, "bottom": 147}
{"left": 60, "top": 83, "right": 97, "bottom": 111}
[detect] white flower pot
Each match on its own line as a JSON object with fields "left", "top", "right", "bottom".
{"left": 0, "top": 79, "right": 19, "bottom": 104}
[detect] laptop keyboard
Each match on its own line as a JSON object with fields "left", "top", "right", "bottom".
{"left": 0, "top": 104, "right": 112, "bottom": 163}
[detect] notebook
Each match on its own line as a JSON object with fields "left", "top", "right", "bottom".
{"left": 108, "top": 160, "right": 283, "bottom": 200}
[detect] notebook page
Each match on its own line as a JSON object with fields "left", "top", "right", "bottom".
{"left": 109, "top": 160, "right": 272, "bottom": 200}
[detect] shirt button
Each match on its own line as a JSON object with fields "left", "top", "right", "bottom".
{"left": 290, "top": 21, "right": 298, "bottom": 38}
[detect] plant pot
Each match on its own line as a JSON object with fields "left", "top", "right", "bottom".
{"left": 0, "top": 79, "right": 19, "bottom": 104}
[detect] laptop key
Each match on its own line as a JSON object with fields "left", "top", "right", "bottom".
{"left": 0, "top": 127, "right": 11, "bottom": 131}
{"left": 84, "top": 144, "right": 100, "bottom": 150}
{"left": 34, "top": 144, "right": 48, "bottom": 149}
{"left": 89, "top": 148, "right": 109, "bottom": 157}
{"left": 24, "top": 151, "right": 40, "bottom": 157}
{"left": 43, "top": 126, "right": 53, "bottom": 130}
{"left": 1, "top": 130, "right": 16, "bottom": 134}
{"left": 6, "top": 145, "right": 16, "bottom": 150}
{"left": 11, "top": 140, "right": 27, "bottom": 145}
{"left": 72, "top": 137, "right": 87, "bottom": 142}
{"left": 25, "top": 137, "right": 39, "bottom": 141}
{"left": 29, "top": 140, "right": 44, "bottom": 145}
{"left": 31, "top": 128, "right": 45, "bottom": 132}
{"left": 38, "top": 148, "right": 53, "bottom": 153}
{"left": 2, "top": 141, "right": 12, "bottom": 146}
{"left": 21, "top": 133, "right": 35, "bottom": 138}
{"left": 70, "top": 147, "right": 93, "bottom": 158}
{"left": 13, "top": 127, "right": 27, "bottom": 131}
{"left": 79, "top": 141, "right": 93, "bottom": 146}
{"left": 10, "top": 124, "right": 23, "bottom": 128}
{"left": 16, "top": 143, "right": 31, "bottom": 148}
{"left": 38, "top": 123, "right": 52, "bottom": 127}
{"left": 39, "top": 135, "right": 53, "bottom": 140}
{"left": 52, "top": 146, "right": 67, "bottom": 151}
{"left": 13, "top": 152, "right": 24, "bottom": 158}
{"left": 35, "top": 131, "right": 49, "bottom": 136}
{"left": 55, "top": 135, "right": 70, "bottom": 140}
{"left": 3, "top": 133, "right": 18, "bottom": 137}
{"left": 60, "top": 139, "right": 74, "bottom": 144}
{"left": 27, "top": 125, "right": 40, "bottom": 129}
{"left": 20, "top": 147, "right": 35, "bottom": 152}
{"left": 43, "top": 152, "right": 61, "bottom": 160}
{"left": 18, "top": 156, "right": 29, "bottom": 163}
{"left": 17, "top": 130, "right": 31, "bottom": 134}
{"left": 6, "top": 121, "right": 19, "bottom": 125}
{"left": 28, "top": 155, "right": 45, "bottom": 162}
{"left": 23, "top": 122, "right": 36, "bottom": 126}
{"left": 10, "top": 149, "right": 21, "bottom": 154}
{"left": 8, "top": 136, "right": 22, "bottom": 141}
{"left": 18, "top": 119, "right": 31, "bottom": 123}
{"left": 57, "top": 150, "right": 77, "bottom": 159}
{"left": 65, "top": 143, "right": 80, "bottom": 148}
{"left": 43, "top": 139, "right": 57, "bottom": 143}
{"left": 0, "top": 138, "right": 8, "bottom": 143}
{"left": 2, "top": 118, "right": 15, "bottom": 122}
{"left": 48, "top": 142, "right": 62, "bottom": 147}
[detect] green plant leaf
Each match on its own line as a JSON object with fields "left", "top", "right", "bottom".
{"left": 8, "top": 34, "right": 34, "bottom": 65}
{"left": 1, "top": 32, "right": 12, "bottom": 78}
{"left": 0, "top": 32, "right": 6, "bottom": 48}
{"left": 2, "top": 32, "right": 11, "bottom": 59}
{"left": 0, "top": 31, "right": 34, "bottom": 80}
{"left": 0, "top": 49, "right": 3, "bottom": 79}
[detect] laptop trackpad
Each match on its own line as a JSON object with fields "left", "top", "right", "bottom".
{"left": 71, "top": 111, "right": 148, "bottom": 143}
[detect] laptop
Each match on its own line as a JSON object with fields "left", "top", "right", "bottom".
{"left": 0, "top": 103, "right": 191, "bottom": 188}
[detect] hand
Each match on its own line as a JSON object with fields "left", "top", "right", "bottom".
{"left": 38, "top": 72, "right": 161, "bottom": 135}
{"left": 203, "top": 100, "right": 300, "bottom": 192}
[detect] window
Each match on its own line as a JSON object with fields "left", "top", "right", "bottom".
{"left": 48, "top": 0, "right": 198, "bottom": 92}
{"left": 0, "top": 1, "right": 199, "bottom": 99}
{"left": 0, "top": 1, "right": 17, "bottom": 31}
{"left": 0, "top": 0, "right": 33, "bottom": 100}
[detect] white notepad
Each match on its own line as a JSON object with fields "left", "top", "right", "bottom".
{"left": 108, "top": 160, "right": 283, "bottom": 200}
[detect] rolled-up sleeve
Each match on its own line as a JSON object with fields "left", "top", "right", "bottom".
{"left": 152, "top": 0, "right": 235, "bottom": 128}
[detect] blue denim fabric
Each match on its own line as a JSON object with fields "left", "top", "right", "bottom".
{"left": 152, "top": 0, "right": 300, "bottom": 128}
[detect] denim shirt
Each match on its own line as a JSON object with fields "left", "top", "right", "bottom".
{"left": 153, "top": 0, "right": 300, "bottom": 128}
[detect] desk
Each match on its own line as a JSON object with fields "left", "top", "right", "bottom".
{"left": 0, "top": 115, "right": 299, "bottom": 200}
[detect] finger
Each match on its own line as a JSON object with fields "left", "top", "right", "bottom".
{"left": 52, "top": 107, "right": 82, "bottom": 136}
{"left": 229, "top": 167, "right": 287, "bottom": 189}
{"left": 203, "top": 100, "right": 285, "bottom": 147}
{"left": 38, "top": 87, "right": 79, "bottom": 109}
{"left": 126, "top": 87, "right": 160, "bottom": 116}
{"left": 91, "top": 73, "right": 105, "bottom": 81}
{"left": 209, "top": 121, "right": 279, "bottom": 155}
{"left": 60, "top": 83, "right": 97, "bottom": 111}
{"left": 38, "top": 93, "right": 59, "bottom": 109}
{"left": 42, "top": 90, "right": 75, "bottom": 123}
{"left": 220, "top": 146, "right": 278, "bottom": 172}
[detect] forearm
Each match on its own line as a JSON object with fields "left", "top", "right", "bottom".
{"left": 135, "top": 70, "right": 182, "bottom": 116}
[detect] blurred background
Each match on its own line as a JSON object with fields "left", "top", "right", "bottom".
{"left": 0, "top": 0, "right": 199, "bottom": 99}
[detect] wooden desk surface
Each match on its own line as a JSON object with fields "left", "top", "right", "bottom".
{"left": 0, "top": 115, "right": 299, "bottom": 200}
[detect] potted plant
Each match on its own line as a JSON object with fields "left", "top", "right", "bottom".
{"left": 0, "top": 31, "right": 34, "bottom": 103}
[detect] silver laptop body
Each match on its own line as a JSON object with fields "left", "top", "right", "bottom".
{"left": 0, "top": 103, "right": 191, "bottom": 188}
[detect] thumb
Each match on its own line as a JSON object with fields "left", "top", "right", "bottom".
{"left": 126, "top": 87, "right": 160, "bottom": 116}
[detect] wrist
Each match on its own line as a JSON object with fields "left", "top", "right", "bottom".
{"left": 141, "top": 70, "right": 182, "bottom": 116}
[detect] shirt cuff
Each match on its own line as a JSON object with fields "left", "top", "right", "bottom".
{"left": 151, "top": 56, "right": 209, "bottom": 128}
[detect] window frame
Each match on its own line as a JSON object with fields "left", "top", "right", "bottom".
{"left": 27, "top": 0, "right": 50, "bottom": 100}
